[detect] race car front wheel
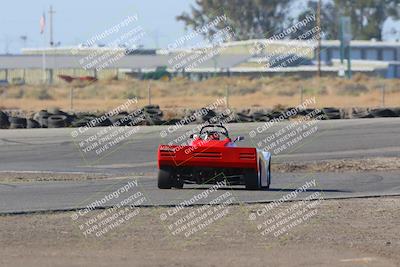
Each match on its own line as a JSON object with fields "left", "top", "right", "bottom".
{"left": 244, "top": 170, "right": 259, "bottom": 190}
{"left": 158, "top": 167, "right": 173, "bottom": 189}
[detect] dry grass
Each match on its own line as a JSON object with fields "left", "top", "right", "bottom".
{"left": 0, "top": 75, "right": 399, "bottom": 112}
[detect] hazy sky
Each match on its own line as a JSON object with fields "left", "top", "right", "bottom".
{"left": 0, "top": 0, "right": 399, "bottom": 54}
{"left": 0, "top": 0, "right": 196, "bottom": 53}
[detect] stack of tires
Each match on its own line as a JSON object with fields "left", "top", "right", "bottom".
{"left": 143, "top": 105, "right": 163, "bottom": 125}
{"left": 72, "top": 112, "right": 110, "bottom": 127}
{"left": 393, "top": 108, "right": 400, "bottom": 117}
{"left": 0, "top": 111, "right": 10, "bottom": 129}
{"left": 33, "top": 110, "right": 50, "bottom": 128}
{"left": 26, "top": 118, "right": 41, "bottom": 128}
{"left": 235, "top": 110, "right": 253, "bottom": 122}
{"left": 351, "top": 108, "right": 374, "bottom": 119}
{"left": 8, "top": 117, "right": 26, "bottom": 129}
{"left": 32, "top": 108, "right": 73, "bottom": 128}
{"left": 199, "top": 108, "right": 217, "bottom": 123}
{"left": 109, "top": 112, "right": 133, "bottom": 126}
{"left": 268, "top": 110, "right": 286, "bottom": 120}
{"left": 369, "top": 108, "right": 398, "bottom": 118}
{"left": 251, "top": 110, "right": 270, "bottom": 122}
{"left": 321, "top": 107, "right": 341, "bottom": 120}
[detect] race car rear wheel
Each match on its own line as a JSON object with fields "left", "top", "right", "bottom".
{"left": 244, "top": 169, "right": 259, "bottom": 190}
{"left": 158, "top": 167, "right": 173, "bottom": 189}
{"left": 260, "top": 159, "right": 271, "bottom": 190}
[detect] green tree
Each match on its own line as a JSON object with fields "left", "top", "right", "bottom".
{"left": 288, "top": 1, "right": 340, "bottom": 40}
{"left": 300, "top": 0, "right": 400, "bottom": 41}
{"left": 176, "top": 0, "right": 292, "bottom": 41}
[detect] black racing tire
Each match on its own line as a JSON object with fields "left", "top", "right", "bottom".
{"left": 144, "top": 104, "right": 160, "bottom": 111}
{"left": 71, "top": 118, "right": 90, "bottom": 127}
{"left": 48, "top": 115, "right": 67, "bottom": 128}
{"left": 236, "top": 112, "right": 254, "bottom": 123}
{"left": 322, "top": 107, "right": 341, "bottom": 120}
{"left": 252, "top": 111, "right": 269, "bottom": 122}
{"left": 369, "top": 108, "right": 398, "bottom": 118}
{"left": 351, "top": 108, "right": 374, "bottom": 119}
{"left": 8, "top": 117, "right": 27, "bottom": 129}
{"left": 268, "top": 111, "right": 285, "bottom": 120}
{"left": 47, "top": 108, "right": 68, "bottom": 116}
{"left": 27, "top": 119, "right": 41, "bottom": 128}
{"left": 144, "top": 108, "right": 163, "bottom": 116}
{"left": 109, "top": 115, "right": 131, "bottom": 126}
{"left": 393, "top": 108, "right": 400, "bottom": 117}
{"left": 0, "top": 111, "right": 10, "bottom": 129}
{"left": 34, "top": 110, "right": 51, "bottom": 128}
{"left": 244, "top": 169, "right": 259, "bottom": 190}
{"left": 266, "top": 160, "right": 272, "bottom": 189}
{"left": 144, "top": 114, "right": 164, "bottom": 126}
{"left": 158, "top": 167, "right": 173, "bottom": 189}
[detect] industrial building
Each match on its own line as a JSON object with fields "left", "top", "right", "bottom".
{"left": 0, "top": 39, "right": 399, "bottom": 85}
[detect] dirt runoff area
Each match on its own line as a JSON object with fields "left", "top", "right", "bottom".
{"left": 0, "top": 196, "right": 399, "bottom": 267}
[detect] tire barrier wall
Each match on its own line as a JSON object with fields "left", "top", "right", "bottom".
{"left": 0, "top": 106, "right": 399, "bottom": 129}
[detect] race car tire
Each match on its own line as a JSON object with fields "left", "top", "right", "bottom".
{"left": 266, "top": 160, "right": 271, "bottom": 189}
{"left": 244, "top": 169, "right": 260, "bottom": 190}
{"left": 158, "top": 167, "right": 173, "bottom": 189}
{"left": 260, "top": 159, "right": 271, "bottom": 190}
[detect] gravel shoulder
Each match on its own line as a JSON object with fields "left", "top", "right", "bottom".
{"left": 274, "top": 157, "right": 400, "bottom": 173}
{"left": 0, "top": 197, "right": 399, "bottom": 267}
{"left": 0, "top": 171, "right": 113, "bottom": 182}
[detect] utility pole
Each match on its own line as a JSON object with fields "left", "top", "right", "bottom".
{"left": 225, "top": 86, "right": 230, "bottom": 109}
{"left": 340, "top": 16, "right": 352, "bottom": 79}
{"left": 316, "top": 0, "right": 322, "bottom": 78}
{"left": 49, "top": 5, "right": 55, "bottom": 47}
{"left": 148, "top": 82, "right": 151, "bottom": 105}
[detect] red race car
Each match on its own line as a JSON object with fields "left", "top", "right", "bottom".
{"left": 157, "top": 124, "right": 271, "bottom": 190}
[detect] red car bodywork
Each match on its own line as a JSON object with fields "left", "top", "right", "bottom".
{"left": 158, "top": 137, "right": 258, "bottom": 170}
{"left": 157, "top": 124, "right": 271, "bottom": 190}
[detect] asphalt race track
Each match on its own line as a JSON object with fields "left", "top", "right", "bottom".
{"left": 0, "top": 118, "right": 399, "bottom": 214}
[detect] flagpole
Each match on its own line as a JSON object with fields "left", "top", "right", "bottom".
{"left": 42, "top": 34, "right": 46, "bottom": 84}
{"left": 41, "top": 12, "right": 47, "bottom": 84}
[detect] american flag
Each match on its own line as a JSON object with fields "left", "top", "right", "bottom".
{"left": 40, "top": 13, "right": 46, "bottom": 34}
